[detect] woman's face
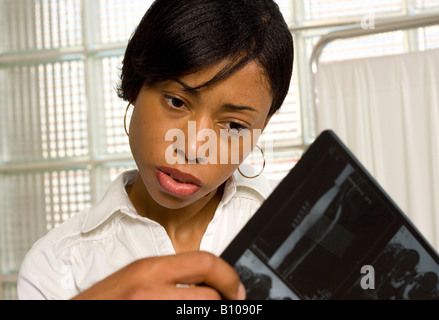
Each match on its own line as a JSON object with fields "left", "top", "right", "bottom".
{"left": 129, "top": 60, "right": 273, "bottom": 209}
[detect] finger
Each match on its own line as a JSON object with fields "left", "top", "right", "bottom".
{"left": 121, "top": 282, "right": 223, "bottom": 300}
{"left": 145, "top": 251, "right": 245, "bottom": 300}
{"left": 171, "top": 252, "right": 244, "bottom": 300}
{"left": 166, "top": 285, "right": 223, "bottom": 300}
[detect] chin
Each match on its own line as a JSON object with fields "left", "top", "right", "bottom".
{"left": 151, "top": 191, "right": 203, "bottom": 210}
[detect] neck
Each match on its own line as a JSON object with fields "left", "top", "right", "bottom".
{"left": 127, "top": 173, "right": 224, "bottom": 253}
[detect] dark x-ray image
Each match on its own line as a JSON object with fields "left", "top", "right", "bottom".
{"left": 251, "top": 156, "right": 396, "bottom": 299}
{"left": 222, "top": 131, "right": 439, "bottom": 300}
{"left": 344, "top": 226, "right": 439, "bottom": 300}
{"left": 234, "top": 250, "right": 298, "bottom": 300}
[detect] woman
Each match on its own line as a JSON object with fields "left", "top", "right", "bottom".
{"left": 17, "top": 0, "right": 294, "bottom": 300}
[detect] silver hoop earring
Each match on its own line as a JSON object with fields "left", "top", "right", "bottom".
{"left": 124, "top": 102, "right": 133, "bottom": 137}
{"left": 238, "top": 145, "right": 266, "bottom": 179}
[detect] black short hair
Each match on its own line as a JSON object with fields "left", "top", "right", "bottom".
{"left": 117, "top": 0, "right": 294, "bottom": 117}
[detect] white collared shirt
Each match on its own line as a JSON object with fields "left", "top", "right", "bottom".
{"left": 17, "top": 167, "right": 278, "bottom": 300}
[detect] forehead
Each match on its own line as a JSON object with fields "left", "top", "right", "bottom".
{"left": 177, "top": 60, "right": 273, "bottom": 107}
{"left": 185, "top": 60, "right": 269, "bottom": 89}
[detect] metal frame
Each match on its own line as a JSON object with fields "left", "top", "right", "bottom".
{"left": 310, "top": 12, "right": 439, "bottom": 137}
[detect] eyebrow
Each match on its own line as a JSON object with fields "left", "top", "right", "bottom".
{"left": 174, "top": 78, "right": 200, "bottom": 97}
{"left": 173, "top": 78, "right": 258, "bottom": 114}
{"left": 221, "top": 103, "right": 258, "bottom": 114}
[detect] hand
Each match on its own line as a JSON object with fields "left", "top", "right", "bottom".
{"left": 71, "top": 251, "right": 246, "bottom": 300}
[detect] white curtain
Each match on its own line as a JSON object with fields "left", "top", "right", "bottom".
{"left": 315, "top": 48, "right": 439, "bottom": 250}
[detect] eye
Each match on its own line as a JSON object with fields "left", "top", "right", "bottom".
{"left": 225, "top": 122, "right": 249, "bottom": 132}
{"left": 165, "top": 95, "right": 186, "bottom": 109}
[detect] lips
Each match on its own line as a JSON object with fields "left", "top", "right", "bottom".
{"left": 156, "top": 167, "right": 202, "bottom": 197}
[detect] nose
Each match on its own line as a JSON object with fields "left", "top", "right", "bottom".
{"left": 183, "top": 119, "right": 215, "bottom": 164}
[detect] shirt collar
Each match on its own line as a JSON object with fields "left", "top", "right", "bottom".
{"left": 81, "top": 165, "right": 274, "bottom": 233}
{"left": 81, "top": 170, "right": 139, "bottom": 233}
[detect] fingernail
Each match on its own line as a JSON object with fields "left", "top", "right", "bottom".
{"left": 237, "top": 283, "right": 246, "bottom": 300}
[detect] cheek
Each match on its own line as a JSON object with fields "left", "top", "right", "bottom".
{"left": 217, "top": 132, "right": 257, "bottom": 165}
{"left": 129, "top": 113, "right": 171, "bottom": 163}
